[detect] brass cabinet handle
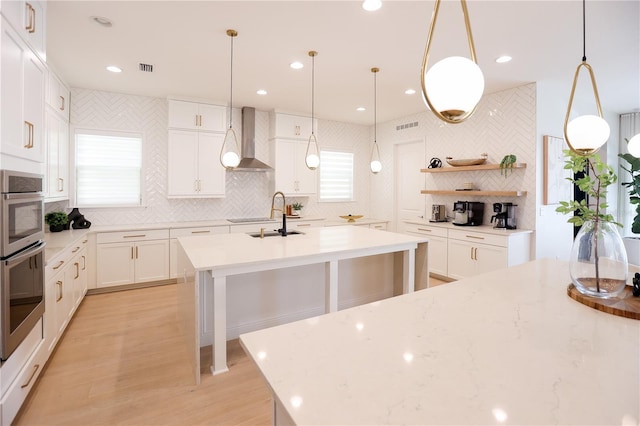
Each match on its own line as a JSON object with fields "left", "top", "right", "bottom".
{"left": 57, "top": 177, "right": 64, "bottom": 192}
{"left": 72, "top": 246, "right": 80, "bottom": 253}
{"left": 135, "top": 246, "right": 139, "bottom": 259}
{"left": 466, "top": 235, "right": 485, "bottom": 240}
{"left": 191, "top": 230, "right": 210, "bottom": 234}
{"left": 470, "top": 247, "right": 474, "bottom": 260}
{"left": 53, "top": 260, "right": 64, "bottom": 270}
{"left": 21, "top": 364, "right": 40, "bottom": 388}
{"left": 131, "top": 247, "right": 134, "bottom": 259}
{"left": 56, "top": 281, "right": 63, "bottom": 301}
{"left": 294, "top": 125, "right": 300, "bottom": 136}
{"left": 25, "top": 3, "right": 36, "bottom": 33}
{"left": 417, "top": 228, "right": 432, "bottom": 232}
{"left": 24, "top": 121, "right": 34, "bottom": 148}
{"left": 297, "top": 223, "right": 311, "bottom": 227}
{"left": 59, "top": 95, "right": 65, "bottom": 111}
{"left": 74, "top": 262, "right": 79, "bottom": 279}
{"left": 81, "top": 255, "right": 86, "bottom": 270}
{"left": 194, "top": 180, "right": 198, "bottom": 192}
{"left": 123, "top": 234, "right": 146, "bottom": 238}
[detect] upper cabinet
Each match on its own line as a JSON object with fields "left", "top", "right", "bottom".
{"left": 168, "top": 100, "right": 226, "bottom": 132}
{"left": 46, "top": 71, "right": 70, "bottom": 120}
{"left": 269, "top": 112, "right": 317, "bottom": 140}
{"left": 0, "top": 0, "right": 46, "bottom": 61}
{"left": 1, "top": 17, "right": 46, "bottom": 164}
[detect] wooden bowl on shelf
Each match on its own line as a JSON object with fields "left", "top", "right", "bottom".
{"left": 445, "top": 153, "right": 488, "bottom": 167}
{"left": 339, "top": 215, "right": 363, "bottom": 223}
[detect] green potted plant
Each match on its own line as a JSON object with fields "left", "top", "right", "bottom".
{"left": 619, "top": 141, "right": 640, "bottom": 264}
{"left": 556, "top": 150, "right": 627, "bottom": 298}
{"left": 291, "top": 202, "right": 304, "bottom": 216}
{"left": 45, "top": 211, "right": 69, "bottom": 232}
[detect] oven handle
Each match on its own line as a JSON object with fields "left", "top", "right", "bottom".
{"left": 4, "top": 241, "right": 46, "bottom": 266}
{"left": 2, "top": 193, "right": 44, "bottom": 201}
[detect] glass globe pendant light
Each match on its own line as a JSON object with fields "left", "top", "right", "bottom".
{"left": 628, "top": 133, "right": 640, "bottom": 158}
{"left": 370, "top": 67, "right": 382, "bottom": 174}
{"left": 563, "top": 0, "right": 610, "bottom": 156}
{"left": 305, "top": 51, "right": 320, "bottom": 170}
{"left": 420, "top": 0, "right": 484, "bottom": 124}
{"left": 220, "top": 29, "right": 241, "bottom": 169}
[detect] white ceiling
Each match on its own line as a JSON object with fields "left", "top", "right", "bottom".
{"left": 46, "top": 0, "right": 640, "bottom": 126}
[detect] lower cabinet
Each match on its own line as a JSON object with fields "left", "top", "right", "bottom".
{"left": 404, "top": 223, "right": 448, "bottom": 277}
{"left": 447, "top": 237, "right": 506, "bottom": 280}
{"left": 96, "top": 230, "right": 170, "bottom": 288}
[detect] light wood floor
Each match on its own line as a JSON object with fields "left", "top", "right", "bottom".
{"left": 16, "top": 276, "right": 452, "bottom": 425}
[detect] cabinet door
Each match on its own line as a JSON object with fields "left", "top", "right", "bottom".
{"left": 447, "top": 239, "right": 476, "bottom": 280}
{"left": 474, "top": 244, "right": 507, "bottom": 276}
{"left": 198, "top": 104, "right": 226, "bottom": 132}
{"left": 168, "top": 100, "right": 199, "bottom": 129}
{"left": 167, "top": 130, "right": 199, "bottom": 196}
{"left": 273, "top": 139, "right": 297, "bottom": 194}
{"left": 44, "top": 273, "right": 59, "bottom": 353}
{"left": 294, "top": 140, "right": 317, "bottom": 195}
{"left": 47, "top": 71, "right": 70, "bottom": 119}
{"left": 1, "top": 1, "right": 46, "bottom": 60}
{"left": 272, "top": 113, "right": 315, "bottom": 139}
{"left": 97, "top": 242, "right": 135, "bottom": 287}
{"left": 21, "top": 33, "right": 45, "bottom": 162}
{"left": 45, "top": 110, "right": 69, "bottom": 200}
{"left": 426, "top": 235, "right": 448, "bottom": 277}
{"left": 134, "top": 239, "right": 170, "bottom": 283}
{"left": 196, "top": 132, "right": 225, "bottom": 196}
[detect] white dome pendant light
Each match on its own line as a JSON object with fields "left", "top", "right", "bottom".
{"left": 370, "top": 67, "right": 382, "bottom": 174}
{"left": 220, "top": 29, "right": 241, "bottom": 169}
{"left": 627, "top": 133, "right": 640, "bottom": 158}
{"left": 305, "top": 51, "right": 320, "bottom": 170}
{"left": 420, "top": 0, "right": 484, "bottom": 124}
{"left": 563, "top": 0, "right": 610, "bottom": 155}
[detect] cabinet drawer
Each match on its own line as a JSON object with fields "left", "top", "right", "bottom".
{"left": 97, "top": 229, "right": 169, "bottom": 244}
{"left": 170, "top": 226, "right": 229, "bottom": 238}
{"left": 369, "top": 222, "right": 388, "bottom": 231}
{"left": 230, "top": 223, "right": 279, "bottom": 234}
{"left": 448, "top": 229, "right": 507, "bottom": 247}
{"left": 404, "top": 223, "right": 447, "bottom": 238}
{"left": 1, "top": 318, "right": 43, "bottom": 396}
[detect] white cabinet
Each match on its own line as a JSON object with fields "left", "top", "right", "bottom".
{"left": 96, "top": 230, "right": 170, "bottom": 288}
{"left": 1, "top": 17, "right": 46, "bottom": 163}
{"left": 46, "top": 71, "right": 70, "bottom": 120}
{"left": 167, "top": 130, "right": 225, "bottom": 198}
{"left": 0, "top": 0, "right": 46, "bottom": 61}
{"left": 404, "top": 223, "right": 448, "bottom": 277}
{"left": 45, "top": 108, "right": 69, "bottom": 201}
{"left": 287, "top": 219, "right": 323, "bottom": 232}
{"left": 169, "top": 226, "right": 229, "bottom": 278}
{"left": 271, "top": 139, "right": 316, "bottom": 196}
{"left": 168, "top": 100, "right": 226, "bottom": 132}
{"left": 269, "top": 112, "right": 317, "bottom": 140}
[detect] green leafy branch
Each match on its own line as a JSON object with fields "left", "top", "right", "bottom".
{"left": 555, "top": 150, "right": 620, "bottom": 228}
{"left": 619, "top": 144, "right": 640, "bottom": 234}
{"left": 499, "top": 154, "right": 517, "bottom": 177}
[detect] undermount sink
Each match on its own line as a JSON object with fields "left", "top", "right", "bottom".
{"left": 249, "top": 230, "right": 304, "bottom": 238}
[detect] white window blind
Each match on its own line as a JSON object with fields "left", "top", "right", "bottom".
{"left": 75, "top": 130, "right": 142, "bottom": 207}
{"left": 319, "top": 150, "right": 354, "bottom": 201}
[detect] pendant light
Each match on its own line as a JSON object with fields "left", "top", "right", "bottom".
{"left": 305, "top": 51, "right": 320, "bottom": 170}
{"left": 370, "top": 67, "right": 382, "bottom": 174}
{"left": 220, "top": 29, "right": 241, "bottom": 169}
{"left": 628, "top": 133, "right": 640, "bottom": 158}
{"left": 563, "top": 0, "right": 610, "bottom": 155}
{"left": 420, "top": 0, "right": 484, "bottom": 124}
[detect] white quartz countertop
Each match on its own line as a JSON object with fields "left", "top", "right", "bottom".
{"left": 177, "top": 225, "right": 425, "bottom": 273}
{"left": 404, "top": 219, "right": 533, "bottom": 236}
{"left": 240, "top": 258, "right": 640, "bottom": 425}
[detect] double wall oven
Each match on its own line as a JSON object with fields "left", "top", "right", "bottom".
{"left": 0, "top": 170, "right": 45, "bottom": 361}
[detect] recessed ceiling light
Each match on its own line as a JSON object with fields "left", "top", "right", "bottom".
{"left": 90, "top": 16, "right": 113, "bottom": 27}
{"left": 256, "top": 89, "right": 267, "bottom": 95}
{"left": 362, "top": 0, "right": 382, "bottom": 11}
{"left": 356, "top": 107, "right": 366, "bottom": 111}
{"left": 405, "top": 89, "right": 416, "bottom": 95}
{"left": 290, "top": 62, "right": 304, "bottom": 70}
{"left": 495, "top": 55, "right": 512, "bottom": 64}
{"left": 106, "top": 65, "right": 122, "bottom": 73}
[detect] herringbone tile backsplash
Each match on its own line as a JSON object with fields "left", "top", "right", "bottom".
{"left": 50, "top": 85, "right": 536, "bottom": 231}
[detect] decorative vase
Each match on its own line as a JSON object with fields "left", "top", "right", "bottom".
{"left": 570, "top": 219, "right": 628, "bottom": 298}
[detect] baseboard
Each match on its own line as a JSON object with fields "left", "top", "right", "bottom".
{"left": 87, "top": 279, "right": 176, "bottom": 295}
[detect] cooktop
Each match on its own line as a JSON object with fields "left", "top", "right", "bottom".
{"left": 226, "top": 217, "right": 275, "bottom": 223}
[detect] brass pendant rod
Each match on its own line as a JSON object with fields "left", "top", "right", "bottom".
{"left": 309, "top": 51, "right": 317, "bottom": 135}
{"left": 226, "top": 29, "right": 237, "bottom": 129}
{"left": 420, "top": 0, "right": 479, "bottom": 124}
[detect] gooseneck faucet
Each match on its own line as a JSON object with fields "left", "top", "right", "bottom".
{"left": 270, "top": 191, "right": 287, "bottom": 236}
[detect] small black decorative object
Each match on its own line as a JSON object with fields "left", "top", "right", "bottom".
{"left": 632, "top": 273, "right": 640, "bottom": 297}
{"left": 67, "top": 208, "right": 92, "bottom": 229}
{"left": 428, "top": 157, "right": 442, "bottom": 169}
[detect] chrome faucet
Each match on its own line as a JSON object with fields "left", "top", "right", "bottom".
{"left": 270, "top": 191, "right": 288, "bottom": 236}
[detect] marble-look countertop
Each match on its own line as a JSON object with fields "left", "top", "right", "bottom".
{"left": 240, "top": 258, "right": 640, "bottom": 425}
{"left": 404, "top": 219, "right": 533, "bottom": 236}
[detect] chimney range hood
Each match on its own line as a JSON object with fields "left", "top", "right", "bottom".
{"left": 231, "top": 107, "right": 272, "bottom": 171}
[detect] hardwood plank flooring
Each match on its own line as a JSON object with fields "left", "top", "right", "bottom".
{"left": 14, "top": 285, "right": 272, "bottom": 426}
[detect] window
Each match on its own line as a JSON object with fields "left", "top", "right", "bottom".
{"left": 319, "top": 150, "right": 354, "bottom": 201}
{"left": 75, "top": 129, "right": 143, "bottom": 207}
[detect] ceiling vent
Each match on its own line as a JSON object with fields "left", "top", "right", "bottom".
{"left": 139, "top": 63, "right": 153, "bottom": 72}
{"left": 396, "top": 121, "right": 418, "bottom": 131}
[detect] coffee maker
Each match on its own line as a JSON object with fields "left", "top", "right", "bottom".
{"left": 491, "top": 202, "right": 517, "bottom": 229}
{"left": 430, "top": 204, "right": 447, "bottom": 222}
{"left": 452, "top": 201, "right": 484, "bottom": 226}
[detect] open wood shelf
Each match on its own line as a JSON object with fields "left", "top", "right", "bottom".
{"left": 420, "top": 163, "right": 527, "bottom": 173}
{"left": 421, "top": 190, "right": 528, "bottom": 197}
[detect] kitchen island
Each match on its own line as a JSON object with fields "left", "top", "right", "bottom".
{"left": 240, "top": 258, "right": 640, "bottom": 425}
{"left": 176, "top": 225, "right": 429, "bottom": 381}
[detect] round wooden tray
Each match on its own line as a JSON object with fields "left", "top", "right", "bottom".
{"left": 567, "top": 284, "right": 640, "bottom": 320}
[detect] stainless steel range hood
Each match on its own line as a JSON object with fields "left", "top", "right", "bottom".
{"left": 231, "top": 107, "right": 272, "bottom": 171}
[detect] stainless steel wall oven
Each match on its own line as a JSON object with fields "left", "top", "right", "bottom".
{"left": 0, "top": 170, "right": 45, "bottom": 361}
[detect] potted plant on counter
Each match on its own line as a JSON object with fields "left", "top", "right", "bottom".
{"left": 556, "top": 150, "right": 628, "bottom": 298}
{"left": 291, "top": 202, "right": 304, "bottom": 216}
{"left": 45, "top": 211, "right": 69, "bottom": 232}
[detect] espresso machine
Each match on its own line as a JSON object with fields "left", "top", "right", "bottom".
{"left": 430, "top": 204, "right": 447, "bottom": 222}
{"left": 452, "top": 201, "right": 484, "bottom": 226}
{"left": 491, "top": 202, "right": 517, "bottom": 229}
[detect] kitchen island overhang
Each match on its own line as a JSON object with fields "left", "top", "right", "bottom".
{"left": 176, "top": 225, "right": 429, "bottom": 381}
